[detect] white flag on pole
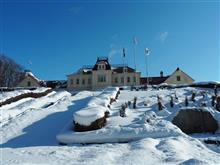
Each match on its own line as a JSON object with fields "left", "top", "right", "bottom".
{"left": 133, "top": 37, "right": 138, "bottom": 45}
{"left": 145, "top": 48, "right": 150, "bottom": 56}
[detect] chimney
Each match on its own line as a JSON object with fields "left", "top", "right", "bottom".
{"left": 24, "top": 69, "right": 31, "bottom": 73}
{"left": 160, "top": 71, "right": 164, "bottom": 77}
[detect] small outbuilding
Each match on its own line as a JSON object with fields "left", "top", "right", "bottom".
{"left": 141, "top": 67, "right": 194, "bottom": 85}
{"left": 17, "top": 70, "right": 44, "bottom": 87}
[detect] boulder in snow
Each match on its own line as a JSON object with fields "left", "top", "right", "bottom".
{"left": 172, "top": 108, "right": 219, "bottom": 134}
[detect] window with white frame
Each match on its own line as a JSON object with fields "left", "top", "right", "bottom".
{"left": 76, "top": 79, "right": 79, "bottom": 85}
{"left": 127, "top": 77, "right": 130, "bottom": 83}
{"left": 98, "top": 75, "right": 106, "bottom": 82}
{"left": 121, "top": 77, "right": 124, "bottom": 83}
{"left": 98, "top": 64, "right": 105, "bottom": 70}
{"left": 88, "top": 78, "right": 91, "bottom": 84}
{"left": 70, "top": 79, "right": 73, "bottom": 85}
{"left": 82, "top": 79, "right": 85, "bottom": 85}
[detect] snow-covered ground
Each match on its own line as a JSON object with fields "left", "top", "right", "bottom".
{"left": 1, "top": 87, "right": 220, "bottom": 164}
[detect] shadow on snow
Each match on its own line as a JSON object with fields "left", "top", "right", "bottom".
{"left": 1, "top": 96, "right": 92, "bottom": 148}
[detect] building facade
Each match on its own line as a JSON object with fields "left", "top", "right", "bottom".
{"left": 140, "top": 67, "right": 194, "bottom": 85}
{"left": 67, "top": 57, "right": 141, "bottom": 90}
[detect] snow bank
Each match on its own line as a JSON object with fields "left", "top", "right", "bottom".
{"left": 73, "top": 87, "right": 119, "bottom": 126}
{"left": 57, "top": 119, "right": 183, "bottom": 144}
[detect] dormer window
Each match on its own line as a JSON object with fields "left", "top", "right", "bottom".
{"left": 98, "top": 64, "right": 105, "bottom": 70}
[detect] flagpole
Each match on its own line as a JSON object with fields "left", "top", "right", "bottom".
{"left": 145, "top": 48, "right": 149, "bottom": 87}
{"left": 123, "top": 48, "right": 125, "bottom": 87}
{"left": 133, "top": 37, "right": 137, "bottom": 86}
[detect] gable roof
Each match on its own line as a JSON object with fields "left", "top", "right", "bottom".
{"left": 140, "top": 76, "right": 169, "bottom": 85}
{"left": 165, "top": 67, "right": 194, "bottom": 83}
{"left": 17, "top": 71, "right": 45, "bottom": 87}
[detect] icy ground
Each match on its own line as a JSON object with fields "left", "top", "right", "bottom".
{"left": 1, "top": 87, "right": 220, "bottom": 164}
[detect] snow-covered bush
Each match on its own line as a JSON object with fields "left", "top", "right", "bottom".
{"left": 115, "top": 90, "right": 120, "bottom": 99}
{"left": 133, "top": 97, "right": 137, "bottom": 109}
{"left": 170, "top": 96, "right": 174, "bottom": 108}
{"left": 128, "top": 101, "right": 131, "bottom": 107}
{"left": 216, "top": 96, "right": 220, "bottom": 112}
{"left": 214, "top": 85, "right": 218, "bottom": 96}
{"left": 185, "top": 96, "right": 189, "bottom": 107}
{"left": 158, "top": 99, "right": 164, "bottom": 111}
{"left": 191, "top": 91, "right": 196, "bottom": 102}
{"left": 211, "top": 95, "right": 216, "bottom": 107}
{"left": 120, "top": 104, "right": 126, "bottom": 117}
{"left": 174, "top": 92, "right": 178, "bottom": 100}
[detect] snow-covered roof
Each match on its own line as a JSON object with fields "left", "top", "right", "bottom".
{"left": 25, "top": 72, "right": 41, "bottom": 82}
{"left": 193, "top": 81, "right": 220, "bottom": 85}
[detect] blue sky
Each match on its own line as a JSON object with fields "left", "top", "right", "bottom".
{"left": 1, "top": 0, "right": 219, "bottom": 81}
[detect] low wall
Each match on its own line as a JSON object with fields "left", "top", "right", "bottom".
{"left": 0, "top": 89, "right": 53, "bottom": 107}
{"left": 73, "top": 88, "right": 120, "bottom": 132}
{"left": 74, "top": 116, "right": 107, "bottom": 132}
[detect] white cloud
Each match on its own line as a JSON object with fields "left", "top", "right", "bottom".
{"left": 108, "top": 49, "right": 120, "bottom": 59}
{"left": 159, "top": 31, "right": 168, "bottom": 43}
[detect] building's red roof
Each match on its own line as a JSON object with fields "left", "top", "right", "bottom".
{"left": 113, "top": 66, "right": 135, "bottom": 74}
{"left": 140, "top": 76, "right": 169, "bottom": 85}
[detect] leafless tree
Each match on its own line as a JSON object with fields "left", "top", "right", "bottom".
{"left": 0, "top": 54, "right": 24, "bottom": 87}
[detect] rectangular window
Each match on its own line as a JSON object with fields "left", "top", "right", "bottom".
{"left": 88, "top": 78, "right": 91, "bottom": 84}
{"left": 98, "top": 75, "right": 106, "bottom": 82}
{"left": 121, "top": 77, "right": 124, "bottom": 83}
{"left": 98, "top": 64, "right": 105, "bottom": 70}
{"left": 133, "top": 76, "right": 136, "bottom": 82}
{"left": 82, "top": 79, "right": 85, "bottom": 85}
{"left": 27, "top": 81, "right": 31, "bottom": 87}
{"left": 177, "top": 76, "right": 181, "bottom": 81}
{"left": 70, "top": 79, "right": 73, "bottom": 85}
{"left": 127, "top": 77, "right": 130, "bottom": 83}
{"left": 76, "top": 79, "right": 79, "bottom": 85}
{"left": 115, "top": 77, "right": 118, "bottom": 83}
